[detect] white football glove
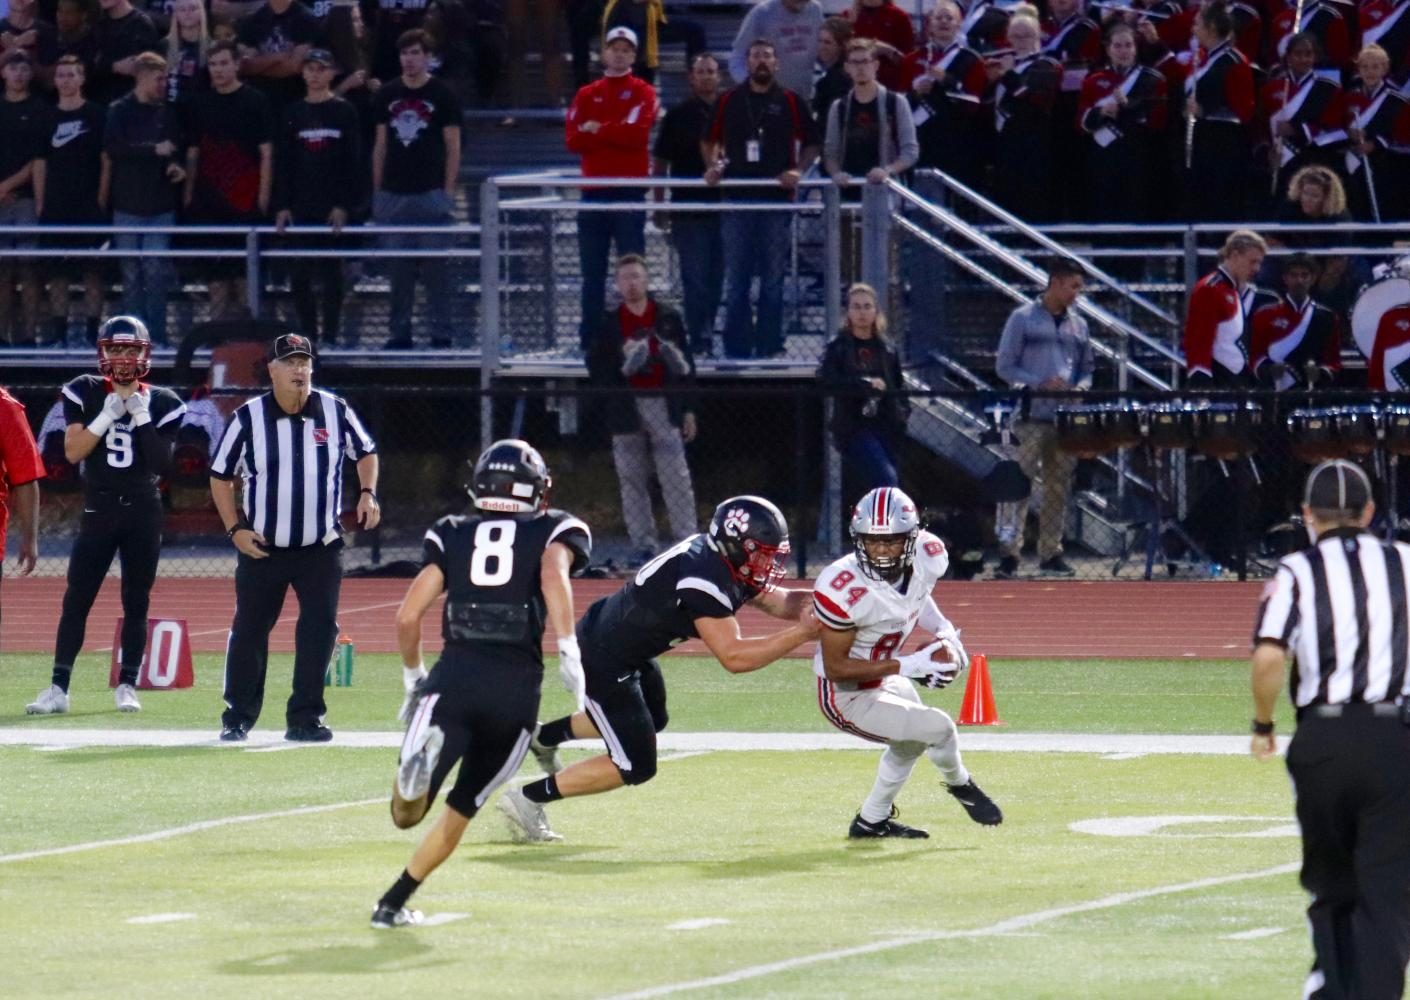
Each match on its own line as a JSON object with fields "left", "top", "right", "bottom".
{"left": 916, "top": 660, "right": 962, "bottom": 690}
{"left": 620, "top": 337, "right": 651, "bottom": 376}
{"left": 937, "top": 629, "right": 969, "bottom": 674}
{"left": 896, "top": 640, "right": 948, "bottom": 679}
{"left": 397, "top": 663, "right": 428, "bottom": 724}
{"left": 124, "top": 390, "right": 151, "bottom": 426}
{"left": 557, "top": 635, "right": 586, "bottom": 711}
{"left": 88, "top": 392, "right": 128, "bottom": 436}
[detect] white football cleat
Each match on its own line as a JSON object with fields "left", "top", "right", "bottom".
{"left": 114, "top": 683, "right": 142, "bottom": 713}
{"left": 497, "top": 786, "right": 563, "bottom": 843}
{"left": 370, "top": 905, "right": 424, "bottom": 930}
{"left": 26, "top": 685, "right": 70, "bottom": 715}
{"left": 397, "top": 724, "right": 444, "bottom": 801}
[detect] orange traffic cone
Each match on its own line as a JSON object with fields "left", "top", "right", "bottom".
{"left": 957, "top": 654, "right": 1003, "bottom": 726}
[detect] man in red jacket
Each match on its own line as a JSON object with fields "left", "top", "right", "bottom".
{"left": 0, "top": 384, "right": 43, "bottom": 631}
{"left": 1183, "top": 228, "right": 1267, "bottom": 386}
{"left": 567, "top": 26, "right": 658, "bottom": 354}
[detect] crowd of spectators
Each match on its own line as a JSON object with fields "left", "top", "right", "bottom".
{"left": 3, "top": 0, "right": 1408, "bottom": 356}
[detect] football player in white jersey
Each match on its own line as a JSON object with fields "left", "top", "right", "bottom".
{"left": 813, "top": 487, "right": 1002, "bottom": 837}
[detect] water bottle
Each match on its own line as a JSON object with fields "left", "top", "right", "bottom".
{"left": 1207, "top": 562, "right": 1223, "bottom": 579}
{"left": 326, "top": 635, "right": 354, "bottom": 687}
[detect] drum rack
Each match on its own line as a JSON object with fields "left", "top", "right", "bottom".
{"left": 1111, "top": 440, "right": 1217, "bottom": 580}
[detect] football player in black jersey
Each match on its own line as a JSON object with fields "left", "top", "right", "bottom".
{"left": 370, "top": 439, "right": 592, "bottom": 929}
{"left": 497, "top": 495, "right": 820, "bottom": 843}
{"left": 26, "top": 317, "right": 186, "bottom": 716}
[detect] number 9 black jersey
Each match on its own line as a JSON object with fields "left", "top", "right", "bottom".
{"left": 61, "top": 375, "right": 186, "bottom": 492}
{"left": 422, "top": 507, "right": 592, "bottom": 664}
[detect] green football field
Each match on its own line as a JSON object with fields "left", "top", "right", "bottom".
{"left": 1, "top": 654, "right": 1312, "bottom": 999}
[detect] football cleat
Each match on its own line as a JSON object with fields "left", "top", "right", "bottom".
{"left": 370, "top": 904, "right": 424, "bottom": 930}
{"left": 25, "top": 684, "right": 70, "bottom": 716}
{"left": 848, "top": 805, "right": 930, "bottom": 839}
{"left": 497, "top": 786, "right": 563, "bottom": 843}
{"left": 528, "top": 723, "right": 562, "bottom": 775}
{"left": 947, "top": 779, "right": 1003, "bottom": 826}
{"left": 114, "top": 683, "right": 142, "bottom": 713}
{"left": 397, "top": 724, "right": 444, "bottom": 801}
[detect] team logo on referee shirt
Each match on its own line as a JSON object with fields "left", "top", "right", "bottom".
{"left": 313, "top": 428, "right": 330, "bottom": 445}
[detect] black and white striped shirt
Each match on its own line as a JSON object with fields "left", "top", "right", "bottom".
{"left": 210, "top": 389, "right": 377, "bottom": 549}
{"left": 1255, "top": 527, "right": 1410, "bottom": 708}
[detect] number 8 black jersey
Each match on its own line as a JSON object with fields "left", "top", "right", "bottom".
{"left": 422, "top": 507, "right": 592, "bottom": 664}
{"left": 61, "top": 375, "right": 186, "bottom": 492}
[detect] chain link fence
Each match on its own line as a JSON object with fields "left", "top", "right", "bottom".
{"left": 9, "top": 382, "right": 1406, "bottom": 583}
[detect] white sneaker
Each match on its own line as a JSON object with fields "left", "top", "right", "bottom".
{"left": 25, "top": 685, "right": 69, "bottom": 715}
{"left": 114, "top": 683, "right": 142, "bottom": 713}
{"left": 497, "top": 786, "right": 563, "bottom": 843}
{"left": 528, "top": 723, "right": 562, "bottom": 775}
{"left": 397, "top": 724, "right": 444, "bottom": 801}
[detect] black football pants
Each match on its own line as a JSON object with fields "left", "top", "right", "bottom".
{"left": 53, "top": 489, "right": 164, "bottom": 687}
{"left": 222, "top": 541, "right": 342, "bottom": 732}
{"left": 1287, "top": 709, "right": 1410, "bottom": 1000}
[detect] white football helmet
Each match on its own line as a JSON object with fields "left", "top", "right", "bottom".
{"left": 849, "top": 487, "right": 920, "bottom": 582}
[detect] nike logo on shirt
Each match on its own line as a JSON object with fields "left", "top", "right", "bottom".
{"left": 52, "top": 121, "right": 88, "bottom": 148}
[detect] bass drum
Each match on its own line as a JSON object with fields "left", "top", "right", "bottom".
{"left": 1352, "top": 275, "right": 1410, "bottom": 359}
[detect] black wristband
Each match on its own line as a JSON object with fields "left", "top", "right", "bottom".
{"left": 1251, "top": 719, "right": 1275, "bottom": 736}
{"left": 360, "top": 487, "right": 378, "bottom": 501}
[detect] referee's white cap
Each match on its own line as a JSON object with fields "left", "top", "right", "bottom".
{"left": 1304, "top": 459, "right": 1372, "bottom": 513}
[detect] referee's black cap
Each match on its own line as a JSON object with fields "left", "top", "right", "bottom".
{"left": 269, "top": 333, "right": 315, "bottom": 362}
{"left": 1304, "top": 459, "right": 1372, "bottom": 513}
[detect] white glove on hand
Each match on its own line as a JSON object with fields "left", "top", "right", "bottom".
{"left": 937, "top": 629, "right": 968, "bottom": 674}
{"left": 124, "top": 390, "right": 151, "bottom": 426}
{"left": 916, "top": 659, "right": 962, "bottom": 690}
{"left": 621, "top": 337, "right": 651, "bottom": 376}
{"left": 658, "top": 340, "right": 689, "bottom": 376}
{"left": 896, "top": 640, "right": 947, "bottom": 679}
{"left": 557, "top": 635, "right": 586, "bottom": 711}
{"left": 396, "top": 663, "right": 428, "bottom": 724}
{"left": 88, "top": 393, "right": 128, "bottom": 436}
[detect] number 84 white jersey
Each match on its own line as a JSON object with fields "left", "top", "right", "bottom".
{"left": 810, "top": 531, "right": 951, "bottom": 677}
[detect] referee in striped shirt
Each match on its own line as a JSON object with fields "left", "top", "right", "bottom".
{"left": 1252, "top": 459, "right": 1410, "bottom": 1000}
{"left": 209, "top": 334, "right": 380, "bottom": 743}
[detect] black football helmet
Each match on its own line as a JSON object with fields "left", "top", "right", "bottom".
{"left": 706, "top": 495, "right": 790, "bottom": 592}
{"left": 97, "top": 315, "right": 152, "bottom": 386}
{"left": 469, "top": 439, "right": 551, "bottom": 513}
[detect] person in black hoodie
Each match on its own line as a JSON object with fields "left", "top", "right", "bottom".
{"left": 103, "top": 51, "right": 183, "bottom": 344}
{"left": 92, "top": 0, "right": 159, "bottom": 103}
{"left": 275, "top": 48, "right": 361, "bottom": 344}
{"left": 817, "top": 282, "right": 908, "bottom": 493}
{"left": 587, "top": 253, "right": 697, "bottom": 566}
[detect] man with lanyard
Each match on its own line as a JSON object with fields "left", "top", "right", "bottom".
{"left": 993, "top": 258, "right": 1092, "bottom": 579}
{"left": 703, "top": 38, "right": 821, "bottom": 359}
{"left": 1251, "top": 459, "right": 1410, "bottom": 1000}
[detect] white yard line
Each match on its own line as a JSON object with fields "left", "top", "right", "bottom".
{"left": 602, "top": 862, "right": 1302, "bottom": 1000}
{"left": 0, "top": 798, "right": 382, "bottom": 865}
{"left": 1222, "top": 927, "right": 1287, "bottom": 940}
{"left": 0, "top": 728, "right": 1288, "bottom": 755}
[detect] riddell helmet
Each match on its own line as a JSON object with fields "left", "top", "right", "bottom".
{"left": 470, "top": 439, "right": 551, "bottom": 513}
{"left": 706, "top": 495, "right": 790, "bottom": 593}
{"left": 97, "top": 315, "right": 152, "bottom": 386}
{"left": 850, "top": 487, "right": 920, "bottom": 582}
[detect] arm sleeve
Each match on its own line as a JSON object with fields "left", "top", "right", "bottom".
{"left": 823, "top": 99, "right": 843, "bottom": 172}
{"left": 677, "top": 575, "right": 736, "bottom": 619}
{"left": 340, "top": 399, "right": 377, "bottom": 459}
{"left": 134, "top": 421, "right": 173, "bottom": 476}
{"left": 893, "top": 95, "right": 919, "bottom": 168}
{"left": 729, "top": 8, "right": 760, "bottom": 85}
{"left": 1182, "top": 283, "right": 1216, "bottom": 377}
{"left": 595, "top": 85, "right": 658, "bottom": 148}
{"left": 995, "top": 309, "right": 1039, "bottom": 387}
{"left": 812, "top": 585, "right": 855, "bottom": 630}
{"left": 565, "top": 87, "right": 594, "bottom": 154}
{"left": 547, "top": 513, "right": 593, "bottom": 575}
{"left": 422, "top": 519, "right": 449, "bottom": 572}
{"left": 208, "top": 410, "right": 247, "bottom": 480}
{"left": 60, "top": 379, "right": 88, "bottom": 425}
{"left": 0, "top": 399, "right": 44, "bottom": 487}
{"left": 1252, "top": 565, "right": 1299, "bottom": 649}
{"left": 917, "top": 596, "right": 957, "bottom": 638}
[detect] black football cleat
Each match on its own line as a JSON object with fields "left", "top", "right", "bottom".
{"left": 370, "top": 904, "right": 423, "bottom": 929}
{"left": 947, "top": 779, "right": 1003, "bottom": 826}
{"left": 219, "top": 723, "right": 248, "bottom": 742}
{"left": 285, "top": 723, "right": 334, "bottom": 743}
{"left": 848, "top": 805, "right": 930, "bottom": 839}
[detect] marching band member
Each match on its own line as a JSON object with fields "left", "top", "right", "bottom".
{"left": 1078, "top": 22, "right": 1169, "bottom": 221}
